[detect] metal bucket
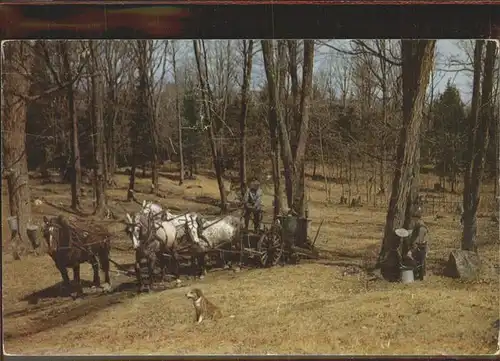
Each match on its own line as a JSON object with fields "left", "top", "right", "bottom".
{"left": 401, "top": 267, "right": 414, "bottom": 284}
{"left": 7, "top": 216, "right": 18, "bottom": 233}
{"left": 281, "top": 215, "right": 297, "bottom": 237}
{"left": 26, "top": 224, "right": 40, "bottom": 248}
{"left": 296, "top": 217, "right": 310, "bottom": 243}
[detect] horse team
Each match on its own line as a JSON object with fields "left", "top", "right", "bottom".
{"left": 41, "top": 200, "right": 244, "bottom": 297}
{"left": 127, "top": 200, "right": 244, "bottom": 291}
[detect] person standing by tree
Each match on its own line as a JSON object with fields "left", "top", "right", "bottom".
{"left": 243, "top": 177, "right": 263, "bottom": 232}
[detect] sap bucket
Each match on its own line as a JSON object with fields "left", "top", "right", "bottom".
{"left": 26, "top": 224, "right": 40, "bottom": 248}
{"left": 401, "top": 266, "right": 414, "bottom": 284}
{"left": 7, "top": 216, "right": 18, "bottom": 233}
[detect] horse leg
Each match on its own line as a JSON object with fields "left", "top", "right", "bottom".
{"left": 197, "top": 253, "right": 206, "bottom": 279}
{"left": 174, "top": 254, "right": 182, "bottom": 284}
{"left": 98, "top": 248, "right": 112, "bottom": 292}
{"left": 190, "top": 255, "right": 198, "bottom": 276}
{"left": 147, "top": 254, "right": 156, "bottom": 291}
{"left": 135, "top": 251, "right": 144, "bottom": 293}
{"left": 57, "top": 263, "right": 71, "bottom": 295}
{"left": 219, "top": 248, "right": 229, "bottom": 270}
{"left": 90, "top": 255, "right": 101, "bottom": 288}
{"left": 135, "top": 261, "right": 143, "bottom": 293}
{"left": 72, "top": 264, "right": 84, "bottom": 298}
{"left": 159, "top": 253, "right": 166, "bottom": 282}
{"left": 168, "top": 250, "right": 182, "bottom": 285}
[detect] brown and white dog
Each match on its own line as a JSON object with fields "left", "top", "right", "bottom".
{"left": 186, "top": 288, "right": 221, "bottom": 323}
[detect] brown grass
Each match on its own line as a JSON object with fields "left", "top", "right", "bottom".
{"left": 2, "top": 170, "right": 499, "bottom": 355}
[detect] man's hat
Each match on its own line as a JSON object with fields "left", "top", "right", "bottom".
{"left": 249, "top": 178, "right": 260, "bottom": 189}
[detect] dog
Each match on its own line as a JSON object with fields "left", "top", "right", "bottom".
{"left": 186, "top": 288, "right": 221, "bottom": 323}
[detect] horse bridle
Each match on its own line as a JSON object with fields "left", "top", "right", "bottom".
{"left": 132, "top": 213, "right": 169, "bottom": 250}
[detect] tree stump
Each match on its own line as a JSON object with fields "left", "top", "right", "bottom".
{"left": 444, "top": 249, "right": 481, "bottom": 280}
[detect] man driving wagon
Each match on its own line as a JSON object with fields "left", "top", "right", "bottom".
{"left": 243, "top": 178, "right": 263, "bottom": 232}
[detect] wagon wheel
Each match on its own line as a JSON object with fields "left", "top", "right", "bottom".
{"left": 257, "top": 230, "right": 284, "bottom": 267}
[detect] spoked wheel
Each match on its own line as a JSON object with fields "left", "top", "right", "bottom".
{"left": 257, "top": 231, "right": 284, "bottom": 267}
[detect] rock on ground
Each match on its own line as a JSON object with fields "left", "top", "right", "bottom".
{"left": 444, "top": 249, "right": 481, "bottom": 280}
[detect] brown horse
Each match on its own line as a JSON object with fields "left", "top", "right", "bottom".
{"left": 42, "top": 215, "right": 112, "bottom": 298}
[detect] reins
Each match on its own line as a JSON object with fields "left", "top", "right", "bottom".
{"left": 45, "top": 220, "right": 110, "bottom": 265}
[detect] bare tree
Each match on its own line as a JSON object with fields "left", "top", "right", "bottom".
{"left": 462, "top": 40, "right": 498, "bottom": 251}
{"left": 171, "top": 41, "right": 185, "bottom": 185}
{"left": 59, "top": 41, "right": 82, "bottom": 210}
{"left": 261, "top": 40, "right": 285, "bottom": 218}
{"left": 290, "top": 40, "right": 315, "bottom": 215}
{"left": 101, "top": 41, "right": 131, "bottom": 186}
{"left": 88, "top": 41, "right": 108, "bottom": 215}
{"left": 238, "top": 40, "right": 254, "bottom": 197}
{"left": 2, "top": 42, "right": 35, "bottom": 255}
{"left": 262, "top": 40, "right": 315, "bottom": 216}
{"left": 193, "top": 40, "right": 228, "bottom": 212}
{"left": 127, "top": 41, "right": 149, "bottom": 201}
{"left": 377, "top": 40, "right": 436, "bottom": 281}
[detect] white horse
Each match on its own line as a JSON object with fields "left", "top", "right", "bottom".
{"left": 184, "top": 213, "right": 242, "bottom": 277}
{"left": 140, "top": 200, "right": 192, "bottom": 239}
{"left": 125, "top": 212, "right": 182, "bottom": 288}
{"left": 139, "top": 200, "right": 211, "bottom": 276}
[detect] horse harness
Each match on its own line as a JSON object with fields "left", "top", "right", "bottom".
{"left": 45, "top": 220, "right": 107, "bottom": 267}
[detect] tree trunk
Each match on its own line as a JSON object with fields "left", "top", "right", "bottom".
{"left": 60, "top": 41, "right": 81, "bottom": 210}
{"left": 239, "top": 40, "right": 254, "bottom": 198}
{"left": 193, "top": 40, "right": 228, "bottom": 213}
{"left": 287, "top": 40, "right": 300, "bottom": 159}
{"left": 172, "top": 44, "right": 184, "bottom": 186}
{"left": 291, "top": 40, "right": 315, "bottom": 217}
{"left": 379, "top": 85, "right": 387, "bottom": 195}
{"left": 319, "top": 120, "right": 329, "bottom": 200}
{"left": 462, "top": 40, "right": 497, "bottom": 251}
{"left": 106, "top": 90, "right": 118, "bottom": 186}
{"left": 127, "top": 163, "right": 136, "bottom": 201}
{"left": 462, "top": 40, "right": 484, "bottom": 251}
{"left": 378, "top": 40, "right": 436, "bottom": 281}
{"left": 261, "top": 41, "right": 282, "bottom": 220}
{"left": 262, "top": 40, "right": 294, "bottom": 209}
{"left": 2, "top": 42, "right": 34, "bottom": 256}
{"left": 145, "top": 45, "right": 160, "bottom": 195}
{"left": 89, "top": 41, "right": 107, "bottom": 215}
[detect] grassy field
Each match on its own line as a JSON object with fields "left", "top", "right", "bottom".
{"left": 2, "top": 168, "right": 499, "bottom": 355}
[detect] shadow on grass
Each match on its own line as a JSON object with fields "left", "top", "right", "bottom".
{"left": 4, "top": 288, "right": 137, "bottom": 341}
{"left": 318, "top": 248, "right": 364, "bottom": 261}
{"left": 428, "top": 256, "right": 451, "bottom": 278}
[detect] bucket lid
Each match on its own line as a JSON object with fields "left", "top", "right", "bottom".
{"left": 27, "top": 224, "right": 39, "bottom": 231}
{"left": 395, "top": 228, "right": 410, "bottom": 238}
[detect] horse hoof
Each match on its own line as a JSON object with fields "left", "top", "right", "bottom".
{"left": 199, "top": 275, "right": 205, "bottom": 280}
{"left": 223, "top": 265, "right": 230, "bottom": 270}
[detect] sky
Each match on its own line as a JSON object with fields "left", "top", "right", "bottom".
{"left": 157, "top": 39, "right": 475, "bottom": 103}
{"left": 249, "top": 40, "right": 473, "bottom": 103}
{"left": 435, "top": 40, "right": 473, "bottom": 102}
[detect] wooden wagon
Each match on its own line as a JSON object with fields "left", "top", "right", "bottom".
{"left": 221, "top": 212, "right": 322, "bottom": 268}
{"left": 133, "top": 212, "right": 323, "bottom": 290}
